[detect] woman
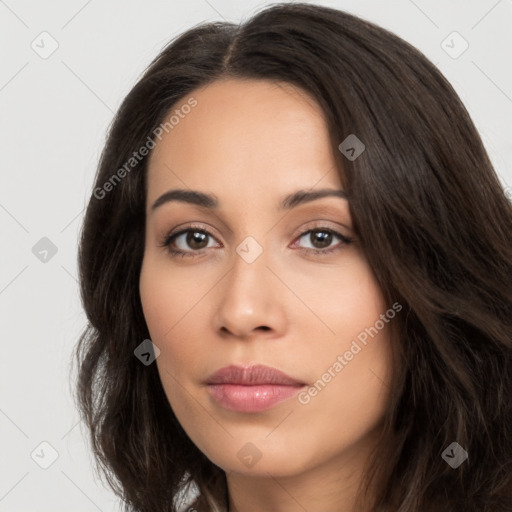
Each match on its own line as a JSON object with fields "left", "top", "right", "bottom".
{"left": 74, "top": 3, "right": 512, "bottom": 511}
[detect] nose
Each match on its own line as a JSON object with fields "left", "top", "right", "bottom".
{"left": 212, "top": 247, "right": 287, "bottom": 340}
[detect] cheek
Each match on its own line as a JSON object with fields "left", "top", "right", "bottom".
{"left": 294, "top": 256, "right": 394, "bottom": 423}
{"left": 140, "top": 253, "right": 204, "bottom": 340}
{"left": 139, "top": 263, "right": 202, "bottom": 425}
{"left": 298, "top": 322, "right": 394, "bottom": 456}
{"left": 139, "top": 266, "right": 172, "bottom": 342}
{"left": 285, "top": 251, "right": 388, "bottom": 343}
{"left": 139, "top": 257, "right": 208, "bottom": 377}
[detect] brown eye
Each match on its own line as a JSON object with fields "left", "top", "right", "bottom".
{"left": 161, "top": 228, "right": 219, "bottom": 257}
{"left": 184, "top": 231, "right": 209, "bottom": 250}
{"left": 295, "top": 228, "right": 351, "bottom": 253}
{"left": 308, "top": 230, "right": 332, "bottom": 249}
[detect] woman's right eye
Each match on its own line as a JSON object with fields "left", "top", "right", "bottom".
{"left": 159, "top": 227, "right": 220, "bottom": 258}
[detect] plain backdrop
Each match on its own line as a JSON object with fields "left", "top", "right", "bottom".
{"left": 1, "top": 0, "right": 511, "bottom": 510}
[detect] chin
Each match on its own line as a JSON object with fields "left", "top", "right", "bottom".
{"left": 209, "top": 447, "right": 311, "bottom": 479}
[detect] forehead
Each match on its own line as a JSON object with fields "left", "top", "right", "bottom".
{"left": 146, "top": 78, "right": 342, "bottom": 206}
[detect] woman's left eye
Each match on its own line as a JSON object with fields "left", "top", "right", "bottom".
{"left": 293, "top": 228, "right": 353, "bottom": 254}
{"left": 159, "top": 226, "right": 352, "bottom": 258}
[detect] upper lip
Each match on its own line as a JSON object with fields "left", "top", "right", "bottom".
{"left": 205, "top": 364, "right": 305, "bottom": 386}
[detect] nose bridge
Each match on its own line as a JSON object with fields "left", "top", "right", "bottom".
{"left": 213, "top": 235, "right": 284, "bottom": 337}
{"left": 226, "top": 238, "right": 270, "bottom": 309}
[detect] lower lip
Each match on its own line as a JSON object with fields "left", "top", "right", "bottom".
{"left": 206, "top": 384, "right": 305, "bottom": 412}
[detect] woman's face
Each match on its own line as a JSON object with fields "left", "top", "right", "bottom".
{"left": 140, "top": 78, "right": 395, "bottom": 480}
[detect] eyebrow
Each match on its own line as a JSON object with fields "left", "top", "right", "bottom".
{"left": 150, "top": 187, "right": 347, "bottom": 213}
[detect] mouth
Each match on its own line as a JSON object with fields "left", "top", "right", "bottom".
{"left": 204, "top": 364, "right": 307, "bottom": 413}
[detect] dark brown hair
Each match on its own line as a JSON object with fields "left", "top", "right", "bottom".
{"left": 74, "top": 3, "right": 512, "bottom": 511}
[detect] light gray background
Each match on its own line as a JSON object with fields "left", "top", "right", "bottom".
{"left": 1, "top": 0, "right": 511, "bottom": 510}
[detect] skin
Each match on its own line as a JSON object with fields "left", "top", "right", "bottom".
{"left": 139, "top": 78, "right": 395, "bottom": 512}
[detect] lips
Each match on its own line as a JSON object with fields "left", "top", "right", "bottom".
{"left": 205, "top": 364, "right": 306, "bottom": 413}
{"left": 206, "top": 364, "right": 305, "bottom": 386}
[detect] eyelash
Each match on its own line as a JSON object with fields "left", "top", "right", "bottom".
{"left": 158, "top": 223, "right": 353, "bottom": 259}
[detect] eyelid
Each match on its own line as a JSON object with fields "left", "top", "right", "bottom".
{"left": 292, "top": 219, "right": 350, "bottom": 238}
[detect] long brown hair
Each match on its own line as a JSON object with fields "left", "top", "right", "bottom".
{"left": 73, "top": 3, "right": 512, "bottom": 511}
